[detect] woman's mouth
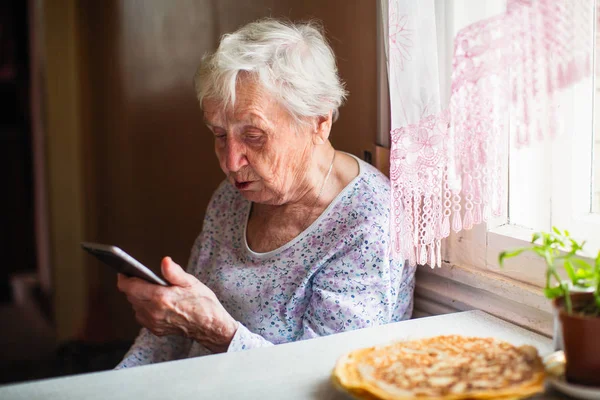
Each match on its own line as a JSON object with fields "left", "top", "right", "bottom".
{"left": 235, "top": 181, "right": 253, "bottom": 190}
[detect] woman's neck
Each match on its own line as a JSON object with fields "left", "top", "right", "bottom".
{"left": 246, "top": 150, "right": 360, "bottom": 253}
{"left": 260, "top": 144, "right": 337, "bottom": 213}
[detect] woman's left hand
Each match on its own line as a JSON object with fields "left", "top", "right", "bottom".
{"left": 117, "top": 257, "right": 238, "bottom": 353}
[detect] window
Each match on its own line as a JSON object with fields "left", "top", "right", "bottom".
{"left": 594, "top": 17, "right": 600, "bottom": 214}
{"left": 446, "top": 0, "right": 600, "bottom": 289}
{"left": 498, "top": 1, "right": 600, "bottom": 254}
{"left": 386, "top": 0, "right": 600, "bottom": 332}
{"left": 379, "top": 1, "right": 599, "bottom": 315}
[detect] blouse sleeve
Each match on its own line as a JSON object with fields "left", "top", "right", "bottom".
{"left": 115, "top": 231, "right": 206, "bottom": 368}
{"left": 114, "top": 328, "right": 194, "bottom": 369}
{"left": 226, "top": 233, "right": 410, "bottom": 352}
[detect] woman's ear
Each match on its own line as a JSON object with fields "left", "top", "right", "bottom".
{"left": 312, "top": 110, "right": 333, "bottom": 145}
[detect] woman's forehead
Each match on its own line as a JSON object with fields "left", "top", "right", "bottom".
{"left": 203, "top": 104, "right": 274, "bottom": 126}
{"left": 203, "top": 82, "right": 287, "bottom": 125}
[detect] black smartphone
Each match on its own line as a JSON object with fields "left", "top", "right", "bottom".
{"left": 81, "top": 242, "right": 168, "bottom": 286}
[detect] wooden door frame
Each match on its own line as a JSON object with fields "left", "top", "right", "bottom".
{"left": 29, "top": 0, "right": 90, "bottom": 342}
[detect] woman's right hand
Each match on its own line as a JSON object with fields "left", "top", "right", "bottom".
{"left": 117, "top": 257, "right": 238, "bottom": 353}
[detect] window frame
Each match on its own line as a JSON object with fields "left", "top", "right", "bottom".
{"left": 457, "top": 0, "right": 600, "bottom": 282}
{"left": 551, "top": 75, "right": 600, "bottom": 251}
{"left": 378, "top": 0, "right": 600, "bottom": 332}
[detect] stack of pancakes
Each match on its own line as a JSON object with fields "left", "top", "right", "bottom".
{"left": 332, "top": 335, "right": 545, "bottom": 400}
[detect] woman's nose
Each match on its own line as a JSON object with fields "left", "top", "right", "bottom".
{"left": 225, "top": 139, "right": 248, "bottom": 172}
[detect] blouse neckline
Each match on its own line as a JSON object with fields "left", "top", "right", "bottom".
{"left": 242, "top": 153, "right": 365, "bottom": 259}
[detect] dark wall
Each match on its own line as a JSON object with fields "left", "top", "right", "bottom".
{"left": 0, "top": 0, "right": 35, "bottom": 303}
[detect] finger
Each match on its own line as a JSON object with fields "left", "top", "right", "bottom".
{"left": 161, "top": 257, "right": 196, "bottom": 287}
{"left": 117, "top": 273, "right": 125, "bottom": 291}
{"left": 127, "top": 295, "right": 141, "bottom": 307}
{"left": 120, "top": 276, "right": 158, "bottom": 300}
{"left": 117, "top": 273, "right": 139, "bottom": 293}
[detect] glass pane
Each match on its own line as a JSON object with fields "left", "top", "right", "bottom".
{"left": 594, "top": 6, "right": 600, "bottom": 214}
{"left": 595, "top": 119, "right": 600, "bottom": 213}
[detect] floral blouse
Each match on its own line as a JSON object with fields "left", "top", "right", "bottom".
{"left": 116, "top": 156, "right": 415, "bottom": 368}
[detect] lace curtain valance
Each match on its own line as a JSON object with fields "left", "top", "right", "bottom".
{"left": 387, "top": 0, "right": 593, "bottom": 267}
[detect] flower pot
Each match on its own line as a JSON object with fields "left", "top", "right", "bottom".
{"left": 553, "top": 292, "right": 600, "bottom": 387}
{"left": 552, "top": 285, "right": 595, "bottom": 351}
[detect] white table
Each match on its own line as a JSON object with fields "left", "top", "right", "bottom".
{"left": 0, "top": 310, "right": 562, "bottom": 400}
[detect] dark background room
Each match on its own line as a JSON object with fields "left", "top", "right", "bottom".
{"left": 0, "top": 0, "right": 377, "bottom": 384}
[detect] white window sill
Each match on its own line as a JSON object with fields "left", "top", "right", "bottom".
{"left": 421, "top": 222, "right": 598, "bottom": 337}
{"left": 486, "top": 224, "right": 549, "bottom": 287}
{"left": 414, "top": 261, "right": 553, "bottom": 337}
{"left": 416, "top": 223, "right": 555, "bottom": 336}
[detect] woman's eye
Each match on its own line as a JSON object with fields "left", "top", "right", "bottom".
{"left": 244, "top": 133, "right": 264, "bottom": 143}
{"left": 213, "top": 130, "right": 227, "bottom": 140}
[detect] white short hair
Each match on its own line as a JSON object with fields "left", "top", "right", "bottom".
{"left": 194, "top": 19, "right": 348, "bottom": 124}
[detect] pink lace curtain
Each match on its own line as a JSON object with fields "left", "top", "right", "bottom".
{"left": 388, "top": 0, "right": 593, "bottom": 267}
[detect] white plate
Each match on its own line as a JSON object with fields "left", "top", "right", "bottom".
{"left": 544, "top": 351, "right": 600, "bottom": 400}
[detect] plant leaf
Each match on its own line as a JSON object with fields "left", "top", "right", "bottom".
{"left": 498, "top": 249, "right": 529, "bottom": 267}
{"left": 575, "top": 268, "right": 594, "bottom": 280}
{"left": 544, "top": 286, "right": 565, "bottom": 299}
{"left": 573, "top": 258, "right": 592, "bottom": 270}
{"left": 563, "top": 260, "right": 577, "bottom": 283}
{"left": 533, "top": 247, "right": 546, "bottom": 258}
{"left": 568, "top": 238, "right": 582, "bottom": 252}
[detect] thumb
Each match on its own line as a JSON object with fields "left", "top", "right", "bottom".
{"left": 161, "top": 257, "right": 195, "bottom": 287}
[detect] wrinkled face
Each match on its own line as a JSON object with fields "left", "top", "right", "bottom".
{"left": 203, "top": 78, "right": 314, "bottom": 205}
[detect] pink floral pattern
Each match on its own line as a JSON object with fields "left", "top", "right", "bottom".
{"left": 388, "top": 12, "right": 412, "bottom": 72}
{"left": 390, "top": 112, "right": 449, "bottom": 267}
{"left": 389, "top": 0, "right": 593, "bottom": 267}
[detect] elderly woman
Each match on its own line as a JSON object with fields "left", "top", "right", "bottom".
{"left": 115, "top": 19, "right": 415, "bottom": 368}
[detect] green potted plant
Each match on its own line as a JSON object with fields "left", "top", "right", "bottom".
{"left": 498, "top": 227, "right": 600, "bottom": 387}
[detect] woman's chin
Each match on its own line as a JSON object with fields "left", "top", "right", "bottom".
{"left": 238, "top": 190, "right": 264, "bottom": 203}
{"left": 238, "top": 191, "right": 282, "bottom": 205}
